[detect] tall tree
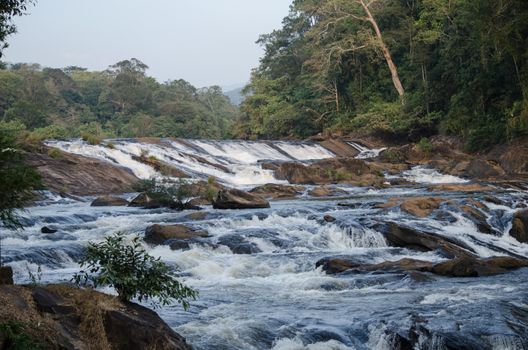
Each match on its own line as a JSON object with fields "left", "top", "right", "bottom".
{"left": 0, "top": 0, "right": 35, "bottom": 57}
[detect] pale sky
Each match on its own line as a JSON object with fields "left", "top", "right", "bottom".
{"left": 3, "top": 0, "right": 291, "bottom": 88}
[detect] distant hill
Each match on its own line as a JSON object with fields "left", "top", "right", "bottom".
{"left": 224, "top": 86, "right": 245, "bottom": 106}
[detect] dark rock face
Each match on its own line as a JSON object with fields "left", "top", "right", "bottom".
{"left": 213, "top": 189, "right": 270, "bottom": 209}
{"left": 375, "top": 222, "right": 474, "bottom": 258}
{"left": 90, "top": 195, "right": 129, "bottom": 207}
{"left": 249, "top": 183, "right": 304, "bottom": 200}
{"left": 41, "top": 226, "right": 58, "bottom": 234}
{"left": 0, "top": 266, "right": 13, "bottom": 285}
{"left": 104, "top": 303, "right": 191, "bottom": 350}
{"left": 25, "top": 146, "right": 139, "bottom": 196}
{"left": 128, "top": 192, "right": 161, "bottom": 208}
{"left": 145, "top": 224, "right": 209, "bottom": 245}
{"left": 510, "top": 209, "right": 528, "bottom": 243}
{"left": 0, "top": 284, "right": 192, "bottom": 349}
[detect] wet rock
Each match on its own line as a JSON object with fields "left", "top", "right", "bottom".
{"left": 90, "top": 195, "right": 129, "bottom": 207}
{"left": 510, "top": 209, "right": 528, "bottom": 243}
{"left": 132, "top": 154, "right": 190, "bottom": 178}
{"left": 431, "top": 256, "right": 528, "bottom": 277}
{"left": 0, "top": 266, "right": 13, "bottom": 285}
{"left": 185, "top": 211, "right": 209, "bottom": 221}
{"left": 376, "top": 197, "right": 445, "bottom": 218}
{"left": 217, "top": 235, "right": 261, "bottom": 254}
{"left": 324, "top": 215, "right": 336, "bottom": 223}
{"left": 275, "top": 158, "right": 384, "bottom": 186}
{"left": 41, "top": 226, "right": 58, "bottom": 234}
{"left": 428, "top": 183, "right": 495, "bottom": 192}
{"left": 464, "top": 159, "right": 505, "bottom": 179}
{"left": 483, "top": 195, "right": 504, "bottom": 205}
{"left": 317, "top": 257, "right": 433, "bottom": 275}
{"left": 129, "top": 193, "right": 162, "bottom": 208}
{"left": 309, "top": 186, "right": 347, "bottom": 197}
{"left": 145, "top": 224, "right": 209, "bottom": 245}
{"left": 213, "top": 189, "right": 270, "bottom": 209}
{"left": 188, "top": 197, "right": 211, "bottom": 206}
{"left": 249, "top": 183, "right": 304, "bottom": 200}
{"left": 458, "top": 205, "right": 495, "bottom": 234}
{"left": 375, "top": 222, "right": 474, "bottom": 258}
{"left": 318, "top": 139, "right": 360, "bottom": 157}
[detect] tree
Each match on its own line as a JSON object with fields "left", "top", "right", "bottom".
{"left": 0, "top": 0, "right": 36, "bottom": 57}
{"left": 73, "top": 233, "right": 197, "bottom": 309}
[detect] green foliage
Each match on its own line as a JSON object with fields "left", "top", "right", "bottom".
{"left": 0, "top": 58, "right": 237, "bottom": 140}
{"left": 73, "top": 233, "right": 197, "bottom": 308}
{"left": 0, "top": 121, "right": 42, "bottom": 230}
{"left": 236, "top": 0, "right": 528, "bottom": 150}
{"left": 46, "top": 147, "right": 61, "bottom": 159}
{"left": 0, "top": 321, "right": 42, "bottom": 350}
{"left": 417, "top": 137, "right": 433, "bottom": 155}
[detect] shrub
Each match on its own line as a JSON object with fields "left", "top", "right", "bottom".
{"left": 0, "top": 321, "right": 43, "bottom": 350}
{"left": 73, "top": 233, "right": 197, "bottom": 309}
{"left": 47, "top": 148, "right": 62, "bottom": 159}
{"left": 82, "top": 133, "right": 102, "bottom": 145}
{"left": 417, "top": 137, "right": 433, "bottom": 155}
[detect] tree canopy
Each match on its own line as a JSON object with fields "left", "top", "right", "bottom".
{"left": 236, "top": 0, "right": 528, "bottom": 150}
{"left": 0, "top": 59, "right": 238, "bottom": 140}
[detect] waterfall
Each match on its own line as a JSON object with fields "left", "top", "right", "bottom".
{"left": 46, "top": 139, "right": 336, "bottom": 186}
{"left": 348, "top": 142, "right": 386, "bottom": 159}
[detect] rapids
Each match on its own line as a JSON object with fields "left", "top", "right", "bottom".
{"left": 2, "top": 139, "right": 528, "bottom": 349}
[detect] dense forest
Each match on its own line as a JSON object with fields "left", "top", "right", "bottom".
{"left": 236, "top": 0, "right": 528, "bottom": 150}
{"left": 0, "top": 59, "right": 237, "bottom": 142}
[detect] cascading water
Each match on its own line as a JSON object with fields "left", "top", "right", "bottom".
{"left": 3, "top": 139, "right": 528, "bottom": 349}
{"left": 46, "top": 139, "right": 334, "bottom": 186}
{"left": 348, "top": 142, "right": 386, "bottom": 160}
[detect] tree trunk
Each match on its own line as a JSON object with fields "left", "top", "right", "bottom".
{"left": 359, "top": 0, "right": 405, "bottom": 98}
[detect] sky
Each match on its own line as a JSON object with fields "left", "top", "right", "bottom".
{"left": 3, "top": 0, "right": 291, "bottom": 88}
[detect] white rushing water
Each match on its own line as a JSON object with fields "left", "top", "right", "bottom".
{"left": 348, "top": 142, "right": 386, "bottom": 159}
{"left": 46, "top": 139, "right": 334, "bottom": 186}
{"left": 7, "top": 138, "right": 528, "bottom": 349}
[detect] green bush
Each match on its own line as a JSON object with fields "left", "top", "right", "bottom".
{"left": 417, "top": 137, "right": 433, "bottom": 155}
{"left": 73, "top": 233, "right": 197, "bottom": 309}
{"left": 47, "top": 148, "right": 62, "bottom": 159}
{"left": 0, "top": 321, "right": 43, "bottom": 350}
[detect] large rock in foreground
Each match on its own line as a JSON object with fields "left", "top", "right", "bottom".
{"left": 213, "top": 189, "right": 270, "bottom": 209}
{"left": 145, "top": 224, "right": 209, "bottom": 245}
{"left": 510, "top": 209, "right": 528, "bottom": 243}
{"left": 0, "top": 284, "right": 192, "bottom": 350}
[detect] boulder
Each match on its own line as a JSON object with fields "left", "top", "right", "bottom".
{"left": 375, "top": 222, "right": 474, "bottom": 258}
{"left": 213, "top": 189, "right": 270, "bottom": 209}
{"left": 400, "top": 197, "right": 444, "bottom": 217}
{"left": 324, "top": 215, "right": 336, "bottom": 223}
{"left": 128, "top": 193, "right": 162, "bottom": 208}
{"left": 0, "top": 266, "right": 13, "bottom": 285}
{"left": 0, "top": 284, "right": 192, "bottom": 349}
{"left": 309, "top": 186, "right": 347, "bottom": 197}
{"left": 274, "top": 158, "right": 384, "bottom": 186}
{"left": 90, "top": 195, "right": 129, "bottom": 207}
{"left": 463, "top": 159, "right": 505, "bottom": 179}
{"left": 249, "top": 183, "right": 304, "bottom": 200}
{"left": 376, "top": 197, "right": 445, "bottom": 218}
{"left": 316, "top": 257, "right": 433, "bottom": 275}
{"left": 145, "top": 224, "right": 209, "bottom": 245}
{"left": 431, "top": 256, "right": 528, "bottom": 277}
{"left": 510, "top": 209, "right": 528, "bottom": 243}
{"left": 41, "top": 226, "right": 58, "bottom": 234}
{"left": 458, "top": 205, "right": 494, "bottom": 234}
